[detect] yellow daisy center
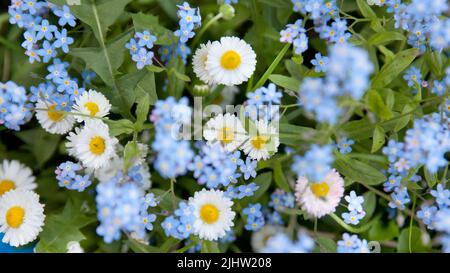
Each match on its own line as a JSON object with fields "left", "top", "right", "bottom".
{"left": 0, "top": 179, "right": 15, "bottom": 195}
{"left": 251, "top": 135, "right": 269, "bottom": 150}
{"left": 218, "top": 127, "right": 235, "bottom": 144}
{"left": 47, "top": 104, "right": 64, "bottom": 122}
{"left": 200, "top": 204, "right": 220, "bottom": 224}
{"left": 6, "top": 206, "right": 25, "bottom": 228}
{"left": 310, "top": 182, "right": 329, "bottom": 198}
{"left": 220, "top": 50, "right": 241, "bottom": 70}
{"left": 84, "top": 102, "right": 100, "bottom": 116}
{"left": 89, "top": 136, "right": 106, "bottom": 155}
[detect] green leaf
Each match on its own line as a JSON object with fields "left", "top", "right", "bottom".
{"left": 70, "top": 32, "right": 131, "bottom": 86}
{"left": 253, "top": 43, "right": 291, "bottom": 90}
{"left": 243, "top": 172, "right": 273, "bottom": 205}
{"left": 268, "top": 74, "right": 300, "bottom": 91}
{"left": 368, "top": 31, "right": 405, "bottom": 46}
{"left": 397, "top": 226, "right": 430, "bottom": 253}
{"left": 147, "top": 65, "right": 166, "bottom": 73}
{"left": 367, "top": 90, "right": 393, "bottom": 121}
{"left": 361, "top": 192, "right": 377, "bottom": 222}
{"left": 334, "top": 153, "right": 386, "bottom": 185}
{"left": 131, "top": 12, "right": 176, "bottom": 45}
{"left": 160, "top": 237, "right": 181, "bottom": 252}
{"left": 123, "top": 141, "right": 139, "bottom": 170}
{"left": 51, "top": 0, "right": 132, "bottom": 43}
{"left": 316, "top": 237, "right": 337, "bottom": 253}
{"left": 273, "top": 161, "right": 290, "bottom": 192}
{"left": 135, "top": 71, "right": 158, "bottom": 105}
{"left": 369, "top": 220, "right": 399, "bottom": 242}
{"left": 424, "top": 168, "right": 438, "bottom": 188}
{"left": 356, "top": 0, "right": 382, "bottom": 31}
{"left": 15, "top": 128, "right": 60, "bottom": 168}
{"left": 35, "top": 199, "right": 95, "bottom": 253}
{"left": 128, "top": 239, "right": 161, "bottom": 253}
{"left": 371, "top": 125, "right": 385, "bottom": 153}
{"left": 426, "top": 51, "right": 444, "bottom": 77}
{"left": 135, "top": 93, "right": 150, "bottom": 131}
{"left": 171, "top": 68, "right": 191, "bottom": 82}
{"left": 394, "top": 104, "right": 415, "bottom": 132}
{"left": 201, "top": 240, "right": 220, "bottom": 253}
{"left": 167, "top": 56, "right": 186, "bottom": 98}
{"left": 371, "top": 48, "right": 419, "bottom": 88}
{"left": 104, "top": 119, "right": 135, "bottom": 136}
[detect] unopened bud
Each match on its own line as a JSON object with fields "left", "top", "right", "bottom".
{"left": 220, "top": 4, "right": 235, "bottom": 20}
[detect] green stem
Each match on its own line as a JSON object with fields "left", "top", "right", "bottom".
{"left": 170, "top": 178, "right": 177, "bottom": 210}
{"left": 251, "top": 43, "right": 290, "bottom": 91}
{"left": 191, "top": 13, "right": 223, "bottom": 48}
{"left": 408, "top": 194, "right": 417, "bottom": 253}
{"left": 329, "top": 213, "right": 373, "bottom": 233}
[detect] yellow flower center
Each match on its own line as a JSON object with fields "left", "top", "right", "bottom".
{"left": 47, "top": 104, "right": 64, "bottom": 122}
{"left": 200, "top": 204, "right": 219, "bottom": 224}
{"left": 218, "top": 127, "right": 235, "bottom": 144}
{"left": 89, "top": 136, "right": 106, "bottom": 155}
{"left": 6, "top": 206, "right": 25, "bottom": 228}
{"left": 84, "top": 102, "right": 99, "bottom": 116}
{"left": 251, "top": 135, "right": 269, "bottom": 150}
{"left": 0, "top": 180, "right": 15, "bottom": 195}
{"left": 220, "top": 50, "right": 241, "bottom": 70}
{"left": 310, "top": 182, "right": 329, "bottom": 198}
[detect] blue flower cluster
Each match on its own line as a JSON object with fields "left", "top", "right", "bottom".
{"left": 243, "top": 203, "right": 265, "bottom": 231}
{"left": 291, "top": 144, "right": 334, "bottom": 182}
{"left": 299, "top": 43, "right": 373, "bottom": 124}
{"left": 225, "top": 182, "right": 259, "bottom": 199}
{"left": 279, "top": 19, "right": 308, "bottom": 55}
{"left": 161, "top": 201, "right": 195, "bottom": 239}
{"left": 337, "top": 233, "right": 371, "bottom": 253}
{"left": 245, "top": 83, "right": 282, "bottom": 122}
{"left": 311, "top": 53, "right": 329, "bottom": 73}
{"left": 268, "top": 189, "right": 295, "bottom": 211}
{"left": 336, "top": 137, "right": 354, "bottom": 154}
{"left": 223, "top": 0, "right": 238, "bottom": 5}
{"left": 96, "top": 167, "right": 155, "bottom": 243}
{"left": 0, "top": 81, "right": 32, "bottom": 130}
{"left": 9, "top": 1, "right": 76, "bottom": 63}
{"left": 384, "top": 113, "right": 450, "bottom": 175}
{"left": 262, "top": 232, "right": 314, "bottom": 253}
{"left": 280, "top": 0, "right": 351, "bottom": 54}
{"left": 341, "top": 191, "right": 365, "bottom": 225}
{"left": 160, "top": 2, "right": 201, "bottom": 64}
{"left": 150, "top": 97, "right": 195, "bottom": 179}
{"left": 126, "top": 30, "right": 157, "bottom": 70}
{"left": 378, "top": 0, "right": 450, "bottom": 52}
{"left": 189, "top": 143, "right": 257, "bottom": 189}
{"left": 55, "top": 161, "right": 92, "bottom": 192}
{"left": 417, "top": 184, "right": 450, "bottom": 252}
{"left": 29, "top": 58, "right": 87, "bottom": 112}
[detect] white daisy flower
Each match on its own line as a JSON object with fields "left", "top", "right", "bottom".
{"left": 0, "top": 160, "right": 36, "bottom": 197}
{"left": 193, "top": 41, "right": 213, "bottom": 85}
{"left": 35, "top": 99, "right": 75, "bottom": 135}
{"left": 0, "top": 190, "right": 45, "bottom": 247}
{"left": 72, "top": 89, "right": 111, "bottom": 122}
{"left": 294, "top": 169, "right": 345, "bottom": 218}
{"left": 189, "top": 189, "right": 236, "bottom": 241}
{"left": 66, "top": 120, "right": 118, "bottom": 170}
{"left": 203, "top": 113, "right": 248, "bottom": 152}
{"left": 242, "top": 119, "right": 280, "bottom": 161}
{"left": 205, "top": 36, "right": 256, "bottom": 86}
{"left": 66, "top": 241, "right": 84, "bottom": 253}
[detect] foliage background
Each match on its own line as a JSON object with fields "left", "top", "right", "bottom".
{"left": 0, "top": 0, "right": 448, "bottom": 253}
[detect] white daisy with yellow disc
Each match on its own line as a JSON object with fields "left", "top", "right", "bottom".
{"left": 193, "top": 41, "right": 213, "bottom": 85}
{"left": 203, "top": 113, "right": 248, "bottom": 152}
{"left": 294, "top": 169, "right": 345, "bottom": 218}
{"left": 0, "top": 189, "right": 45, "bottom": 247}
{"left": 242, "top": 119, "right": 280, "bottom": 161}
{"left": 66, "top": 120, "right": 118, "bottom": 169}
{"left": 35, "top": 99, "right": 75, "bottom": 135}
{"left": 0, "top": 160, "right": 36, "bottom": 197}
{"left": 72, "top": 89, "right": 111, "bottom": 122}
{"left": 205, "top": 36, "right": 256, "bottom": 86}
{"left": 189, "top": 189, "right": 235, "bottom": 241}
